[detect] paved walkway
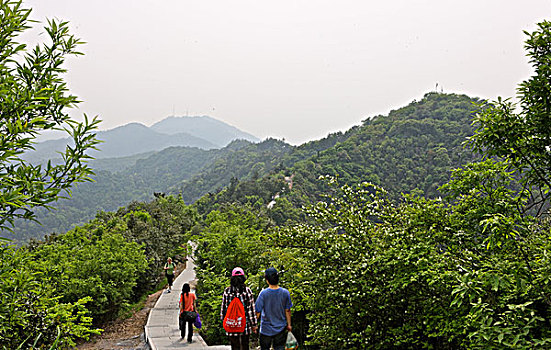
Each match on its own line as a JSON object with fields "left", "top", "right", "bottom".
{"left": 145, "top": 258, "right": 230, "bottom": 350}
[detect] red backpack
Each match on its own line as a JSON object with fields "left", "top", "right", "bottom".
{"left": 223, "top": 296, "right": 246, "bottom": 333}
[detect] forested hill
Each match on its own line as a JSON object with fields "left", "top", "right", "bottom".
{"left": 7, "top": 92, "right": 481, "bottom": 241}
{"left": 289, "top": 92, "right": 481, "bottom": 200}
{"left": 197, "top": 92, "right": 483, "bottom": 218}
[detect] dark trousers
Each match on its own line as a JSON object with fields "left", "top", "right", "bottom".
{"left": 166, "top": 273, "right": 174, "bottom": 287}
{"left": 179, "top": 317, "right": 193, "bottom": 341}
{"left": 260, "top": 329, "right": 287, "bottom": 350}
{"left": 229, "top": 334, "right": 249, "bottom": 350}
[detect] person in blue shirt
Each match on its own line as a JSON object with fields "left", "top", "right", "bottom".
{"left": 255, "top": 267, "right": 292, "bottom": 350}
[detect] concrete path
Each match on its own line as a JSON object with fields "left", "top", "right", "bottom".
{"left": 145, "top": 258, "right": 231, "bottom": 350}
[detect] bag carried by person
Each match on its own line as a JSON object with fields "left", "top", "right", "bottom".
{"left": 285, "top": 331, "right": 298, "bottom": 350}
{"left": 194, "top": 313, "right": 202, "bottom": 329}
{"left": 183, "top": 311, "right": 197, "bottom": 322}
{"left": 223, "top": 297, "right": 246, "bottom": 333}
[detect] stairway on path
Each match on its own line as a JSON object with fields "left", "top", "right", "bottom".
{"left": 145, "top": 258, "right": 230, "bottom": 350}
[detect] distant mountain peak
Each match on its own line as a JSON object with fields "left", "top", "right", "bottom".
{"left": 151, "top": 115, "right": 259, "bottom": 147}
{"left": 114, "top": 122, "right": 148, "bottom": 129}
{"left": 99, "top": 122, "right": 149, "bottom": 136}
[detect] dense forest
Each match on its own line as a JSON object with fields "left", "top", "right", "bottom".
{"left": 1, "top": 1, "right": 551, "bottom": 349}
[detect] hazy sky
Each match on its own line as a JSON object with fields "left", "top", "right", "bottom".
{"left": 23, "top": 0, "right": 550, "bottom": 145}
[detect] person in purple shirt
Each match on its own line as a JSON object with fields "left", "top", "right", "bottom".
{"left": 255, "top": 267, "right": 292, "bottom": 350}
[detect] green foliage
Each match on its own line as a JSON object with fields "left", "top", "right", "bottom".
{"left": 276, "top": 175, "right": 551, "bottom": 349}
{"left": 0, "top": 241, "right": 99, "bottom": 348}
{"left": 469, "top": 21, "right": 551, "bottom": 216}
{"left": 440, "top": 159, "right": 523, "bottom": 241}
{"left": 465, "top": 301, "right": 549, "bottom": 349}
{"left": 7, "top": 139, "right": 287, "bottom": 242}
{"left": 256, "top": 28, "right": 551, "bottom": 348}
{"left": 9, "top": 145, "right": 212, "bottom": 242}
{"left": 193, "top": 93, "right": 482, "bottom": 231}
{"left": 27, "top": 223, "right": 148, "bottom": 323}
{"left": 280, "top": 130, "right": 351, "bottom": 168}
{"left": 194, "top": 174, "right": 304, "bottom": 224}
{"left": 13, "top": 193, "right": 196, "bottom": 335}
{"left": 0, "top": 194, "right": 193, "bottom": 345}
{"left": 0, "top": 2, "right": 104, "bottom": 346}
{"left": 277, "top": 179, "right": 453, "bottom": 348}
{"left": 442, "top": 160, "right": 551, "bottom": 349}
{"left": 0, "top": 0, "right": 100, "bottom": 230}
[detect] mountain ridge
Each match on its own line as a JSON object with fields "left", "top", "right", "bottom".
{"left": 22, "top": 115, "right": 259, "bottom": 163}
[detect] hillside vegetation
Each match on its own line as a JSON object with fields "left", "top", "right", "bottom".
{"left": 193, "top": 92, "right": 482, "bottom": 223}
{"left": 3, "top": 3, "right": 551, "bottom": 348}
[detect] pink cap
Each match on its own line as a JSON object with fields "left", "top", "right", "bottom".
{"left": 232, "top": 267, "right": 245, "bottom": 276}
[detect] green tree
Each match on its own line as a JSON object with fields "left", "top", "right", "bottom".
{"left": 0, "top": 0, "right": 100, "bottom": 230}
{"left": 0, "top": 2, "right": 101, "bottom": 347}
{"left": 469, "top": 20, "right": 551, "bottom": 216}
{"left": 277, "top": 178, "right": 463, "bottom": 349}
{"left": 0, "top": 242, "right": 99, "bottom": 349}
{"left": 28, "top": 224, "right": 148, "bottom": 324}
{"left": 441, "top": 162, "right": 551, "bottom": 349}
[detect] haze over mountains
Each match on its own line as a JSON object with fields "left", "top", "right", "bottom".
{"left": 23, "top": 115, "right": 260, "bottom": 163}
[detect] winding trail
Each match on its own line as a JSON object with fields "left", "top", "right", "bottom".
{"left": 145, "top": 258, "right": 230, "bottom": 349}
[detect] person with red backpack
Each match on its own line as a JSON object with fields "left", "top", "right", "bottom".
{"left": 221, "top": 267, "right": 258, "bottom": 350}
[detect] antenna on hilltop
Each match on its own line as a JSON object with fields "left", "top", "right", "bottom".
{"left": 172, "top": 104, "right": 175, "bottom": 116}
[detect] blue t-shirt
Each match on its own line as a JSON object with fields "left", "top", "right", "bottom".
{"left": 255, "top": 287, "right": 292, "bottom": 336}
